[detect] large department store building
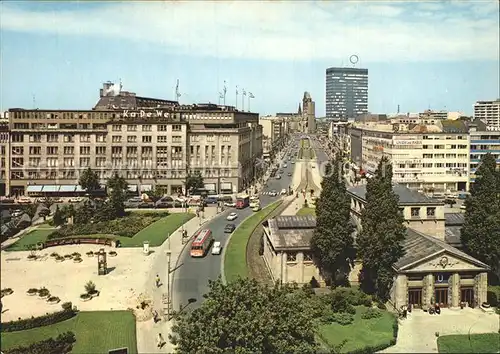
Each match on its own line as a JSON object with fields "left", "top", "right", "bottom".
{"left": 4, "top": 83, "right": 263, "bottom": 196}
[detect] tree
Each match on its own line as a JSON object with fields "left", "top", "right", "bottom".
{"left": 357, "top": 156, "right": 406, "bottom": 300}
{"left": 185, "top": 171, "right": 204, "bottom": 195}
{"left": 52, "top": 205, "right": 65, "bottom": 226}
{"left": 74, "top": 200, "right": 93, "bottom": 225}
{"left": 170, "top": 278, "right": 318, "bottom": 354}
{"left": 106, "top": 172, "right": 128, "bottom": 218}
{"left": 42, "top": 197, "right": 55, "bottom": 210}
{"left": 22, "top": 203, "right": 39, "bottom": 225}
{"left": 461, "top": 153, "right": 500, "bottom": 275}
{"left": 311, "top": 155, "right": 354, "bottom": 286}
{"left": 78, "top": 167, "right": 100, "bottom": 196}
{"left": 145, "top": 186, "right": 164, "bottom": 202}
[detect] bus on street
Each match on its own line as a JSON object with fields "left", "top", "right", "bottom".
{"left": 190, "top": 229, "right": 213, "bottom": 257}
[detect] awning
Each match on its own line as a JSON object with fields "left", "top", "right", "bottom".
{"left": 75, "top": 185, "right": 85, "bottom": 192}
{"left": 26, "top": 185, "right": 43, "bottom": 192}
{"left": 42, "top": 185, "right": 59, "bottom": 193}
{"left": 140, "top": 185, "right": 152, "bottom": 192}
{"left": 59, "top": 185, "right": 77, "bottom": 192}
{"left": 128, "top": 185, "right": 138, "bottom": 192}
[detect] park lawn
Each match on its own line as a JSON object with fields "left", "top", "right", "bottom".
{"left": 0, "top": 310, "right": 137, "bottom": 354}
{"left": 437, "top": 333, "right": 500, "bottom": 353}
{"left": 5, "top": 228, "right": 56, "bottom": 251}
{"left": 318, "top": 306, "right": 396, "bottom": 353}
{"left": 224, "top": 200, "right": 283, "bottom": 283}
{"left": 120, "top": 212, "right": 194, "bottom": 247}
{"left": 297, "top": 207, "right": 316, "bottom": 216}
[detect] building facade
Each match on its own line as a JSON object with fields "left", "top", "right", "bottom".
{"left": 469, "top": 119, "right": 500, "bottom": 184}
{"left": 474, "top": 99, "right": 500, "bottom": 128}
{"left": 325, "top": 67, "right": 368, "bottom": 121}
{"left": 0, "top": 118, "right": 9, "bottom": 196}
{"left": 5, "top": 83, "right": 263, "bottom": 196}
{"left": 350, "top": 121, "right": 470, "bottom": 192}
{"left": 259, "top": 116, "right": 288, "bottom": 159}
{"left": 302, "top": 92, "right": 316, "bottom": 134}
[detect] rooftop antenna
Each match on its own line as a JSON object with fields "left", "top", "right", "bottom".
{"left": 175, "top": 79, "right": 181, "bottom": 102}
{"left": 235, "top": 85, "right": 239, "bottom": 110}
{"left": 119, "top": 78, "right": 123, "bottom": 92}
{"left": 223, "top": 80, "right": 227, "bottom": 105}
{"left": 397, "top": 104, "right": 400, "bottom": 114}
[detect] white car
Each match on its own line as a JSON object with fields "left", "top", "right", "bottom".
{"left": 226, "top": 212, "right": 238, "bottom": 221}
{"left": 224, "top": 201, "right": 236, "bottom": 207}
{"left": 212, "top": 241, "right": 222, "bottom": 255}
{"left": 11, "top": 209, "right": 24, "bottom": 217}
{"left": 268, "top": 190, "right": 278, "bottom": 197}
{"left": 69, "top": 197, "right": 83, "bottom": 203}
{"left": 280, "top": 189, "right": 287, "bottom": 195}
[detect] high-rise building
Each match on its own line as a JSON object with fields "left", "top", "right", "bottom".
{"left": 325, "top": 67, "right": 368, "bottom": 121}
{"left": 474, "top": 99, "right": 500, "bottom": 128}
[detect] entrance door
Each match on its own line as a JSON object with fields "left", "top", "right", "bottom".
{"left": 435, "top": 288, "right": 448, "bottom": 307}
{"left": 408, "top": 288, "right": 422, "bottom": 308}
{"left": 461, "top": 287, "right": 474, "bottom": 308}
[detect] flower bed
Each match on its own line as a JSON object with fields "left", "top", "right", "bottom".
{"left": 80, "top": 293, "right": 91, "bottom": 302}
{"left": 47, "top": 296, "right": 60, "bottom": 304}
{"left": 27, "top": 288, "right": 38, "bottom": 296}
{"left": 1, "top": 288, "right": 14, "bottom": 297}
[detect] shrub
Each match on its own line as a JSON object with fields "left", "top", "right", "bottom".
{"left": 361, "top": 308, "right": 382, "bottom": 319}
{"left": 331, "top": 312, "right": 354, "bottom": 325}
{"left": 328, "top": 289, "right": 356, "bottom": 314}
{"left": 47, "top": 296, "right": 60, "bottom": 303}
{"left": 3, "top": 331, "right": 76, "bottom": 354}
{"left": 487, "top": 286, "right": 500, "bottom": 307}
{"left": 0, "top": 309, "right": 77, "bottom": 332}
{"left": 84, "top": 281, "right": 96, "bottom": 294}
{"left": 61, "top": 302, "right": 72, "bottom": 311}
{"left": 38, "top": 288, "right": 50, "bottom": 297}
{"left": 27, "top": 288, "right": 38, "bottom": 295}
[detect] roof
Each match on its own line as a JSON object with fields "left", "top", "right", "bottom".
{"left": 445, "top": 227, "right": 462, "bottom": 247}
{"left": 394, "top": 228, "right": 488, "bottom": 271}
{"left": 440, "top": 120, "right": 468, "bottom": 133}
{"left": 347, "top": 184, "right": 443, "bottom": 205}
{"left": 264, "top": 215, "right": 356, "bottom": 251}
{"left": 94, "top": 93, "right": 177, "bottom": 111}
{"left": 193, "top": 229, "right": 211, "bottom": 244}
{"left": 444, "top": 213, "right": 465, "bottom": 226}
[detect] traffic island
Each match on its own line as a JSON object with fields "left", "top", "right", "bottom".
{"left": 223, "top": 201, "right": 283, "bottom": 283}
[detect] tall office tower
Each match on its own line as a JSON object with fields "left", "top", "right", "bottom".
{"left": 325, "top": 67, "right": 368, "bottom": 121}
{"left": 474, "top": 99, "right": 500, "bottom": 128}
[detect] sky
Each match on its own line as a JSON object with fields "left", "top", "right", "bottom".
{"left": 0, "top": 0, "right": 499, "bottom": 116}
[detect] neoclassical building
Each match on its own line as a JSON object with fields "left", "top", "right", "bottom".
{"left": 261, "top": 187, "right": 489, "bottom": 309}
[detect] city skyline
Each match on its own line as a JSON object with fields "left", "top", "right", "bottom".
{"left": 0, "top": 1, "right": 499, "bottom": 116}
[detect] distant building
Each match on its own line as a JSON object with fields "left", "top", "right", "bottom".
{"left": 474, "top": 99, "right": 500, "bottom": 128}
{"left": 325, "top": 67, "right": 368, "bottom": 121}
{"left": 259, "top": 116, "right": 289, "bottom": 158}
{"left": 468, "top": 118, "right": 500, "bottom": 184}
{"left": 301, "top": 92, "right": 316, "bottom": 134}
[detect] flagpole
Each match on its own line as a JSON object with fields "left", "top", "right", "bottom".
{"left": 236, "top": 86, "right": 239, "bottom": 110}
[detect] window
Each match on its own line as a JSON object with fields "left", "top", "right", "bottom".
{"left": 80, "top": 147, "right": 90, "bottom": 155}
{"left": 63, "top": 147, "right": 74, "bottom": 155}
{"left": 172, "top": 135, "right": 182, "bottom": 143}
{"left": 303, "top": 252, "right": 313, "bottom": 262}
{"left": 142, "top": 125, "right": 152, "bottom": 132}
{"left": 142, "top": 136, "right": 152, "bottom": 143}
{"left": 96, "top": 147, "right": 106, "bottom": 155}
{"left": 29, "top": 147, "right": 41, "bottom": 155}
{"left": 46, "top": 147, "right": 58, "bottom": 155}
{"left": 172, "top": 125, "right": 182, "bottom": 131}
{"left": 47, "top": 134, "right": 58, "bottom": 142}
{"left": 95, "top": 157, "right": 107, "bottom": 167}
{"left": 112, "top": 135, "right": 122, "bottom": 143}
{"left": 112, "top": 125, "right": 122, "bottom": 131}
{"left": 411, "top": 207, "right": 420, "bottom": 218}
{"left": 11, "top": 147, "right": 24, "bottom": 155}
{"left": 157, "top": 136, "right": 168, "bottom": 143}
{"left": 46, "top": 157, "right": 58, "bottom": 167}
{"left": 80, "top": 134, "right": 91, "bottom": 143}
{"left": 80, "top": 157, "right": 90, "bottom": 167}
{"left": 287, "top": 252, "right": 297, "bottom": 262}
{"left": 63, "top": 158, "right": 74, "bottom": 167}
{"left": 29, "top": 134, "right": 41, "bottom": 143}
{"left": 128, "top": 136, "right": 137, "bottom": 143}
{"left": 158, "top": 125, "right": 168, "bottom": 131}
{"left": 427, "top": 207, "right": 436, "bottom": 217}
{"left": 127, "top": 125, "right": 137, "bottom": 132}
{"left": 96, "top": 134, "right": 106, "bottom": 143}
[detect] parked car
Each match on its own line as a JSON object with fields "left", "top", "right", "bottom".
{"left": 224, "top": 224, "right": 236, "bottom": 233}
{"left": 17, "top": 197, "right": 32, "bottom": 204}
{"left": 212, "top": 241, "right": 222, "bottom": 255}
{"left": 224, "top": 201, "right": 236, "bottom": 207}
{"left": 68, "top": 197, "right": 83, "bottom": 203}
{"left": 252, "top": 206, "right": 261, "bottom": 212}
{"left": 11, "top": 209, "right": 24, "bottom": 218}
{"left": 205, "top": 197, "right": 218, "bottom": 205}
{"left": 226, "top": 212, "right": 238, "bottom": 221}
{"left": 280, "top": 189, "right": 287, "bottom": 195}
{"left": 275, "top": 175, "right": 281, "bottom": 180}
{"left": 138, "top": 201, "right": 155, "bottom": 209}
{"left": 269, "top": 190, "right": 278, "bottom": 197}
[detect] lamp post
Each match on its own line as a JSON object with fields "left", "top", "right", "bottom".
{"left": 165, "top": 249, "right": 172, "bottom": 320}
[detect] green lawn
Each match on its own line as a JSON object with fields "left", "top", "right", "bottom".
{"left": 0, "top": 311, "right": 137, "bottom": 354}
{"left": 6, "top": 213, "right": 194, "bottom": 250}
{"left": 224, "top": 201, "right": 283, "bottom": 283}
{"left": 317, "top": 306, "right": 396, "bottom": 353}
{"left": 5, "top": 228, "right": 56, "bottom": 251}
{"left": 297, "top": 207, "right": 316, "bottom": 216}
{"left": 437, "top": 333, "right": 500, "bottom": 353}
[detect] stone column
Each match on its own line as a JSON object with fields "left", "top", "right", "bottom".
{"left": 395, "top": 275, "right": 408, "bottom": 310}
{"left": 424, "top": 274, "right": 434, "bottom": 306}
{"left": 476, "top": 272, "right": 488, "bottom": 305}
{"left": 298, "top": 252, "right": 304, "bottom": 284}
{"left": 281, "top": 252, "right": 288, "bottom": 283}
{"left": 451, "top": 273, "right": 460, "bottom": 307}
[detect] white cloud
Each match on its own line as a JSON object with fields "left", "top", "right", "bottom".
{"left": 0, "top": 1, "right": 498, "bottom": 62}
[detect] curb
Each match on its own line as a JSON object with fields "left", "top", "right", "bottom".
{"left": 221, "top": 199, "right": 284, "bottom": 285}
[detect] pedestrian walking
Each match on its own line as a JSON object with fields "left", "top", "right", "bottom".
{"left": 157, "top": 333, "right": 165, "bottom": 348}
{"left": 155, "top": 274, "right": 161, "bottom": 288}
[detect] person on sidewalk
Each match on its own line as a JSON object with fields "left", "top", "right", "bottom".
{"left": 155, "top": 274, "right": 161, "bottom": 288}
{"left": 157, "top": 333, "right": 166, "bottom": 348}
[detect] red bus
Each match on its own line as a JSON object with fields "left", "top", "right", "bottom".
{"left": 190, "top": 229, "right": 213, "bottom": 257}
{"left": 235, "top": 194, "right": 250, "bottom": 209}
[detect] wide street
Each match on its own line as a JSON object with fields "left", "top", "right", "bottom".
{"left": 172, "top": 142, "right": 300, "bottom": 311}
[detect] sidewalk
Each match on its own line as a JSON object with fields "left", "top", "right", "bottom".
{"left": 135, "top": 207, "right": 220, "bottom": 353}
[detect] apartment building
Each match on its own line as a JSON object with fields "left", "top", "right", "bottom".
{"left": 0, "top": 118, "right": 9, "bottom": 196}
{"left": 474, "top": 99, "right": 500, "bottom": 128}
{"left": 5, "top": 83, "right": 262, "bottom": 196}
{"left": 469, "top": 119, "right": 500, "bottom": 184}
{"left": 351, "top": 120, "right": 470, "bottom": 192}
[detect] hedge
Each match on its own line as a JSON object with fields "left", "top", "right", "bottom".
{"left": 487, "top": 285, "right": 500, "bottom": 307}
{"left": 1, "top": 309, "right": 77, "bottom": 332}
{"left": 3, "top": 331, "right": 76, "bottom": 354}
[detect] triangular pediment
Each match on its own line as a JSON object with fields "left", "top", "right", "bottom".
{"left": 402, "top": 251, "right": 488, "bottom": 273}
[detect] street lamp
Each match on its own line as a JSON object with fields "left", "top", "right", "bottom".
{"left": 165, "top": 249, "right": 172, "bottom": 320}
